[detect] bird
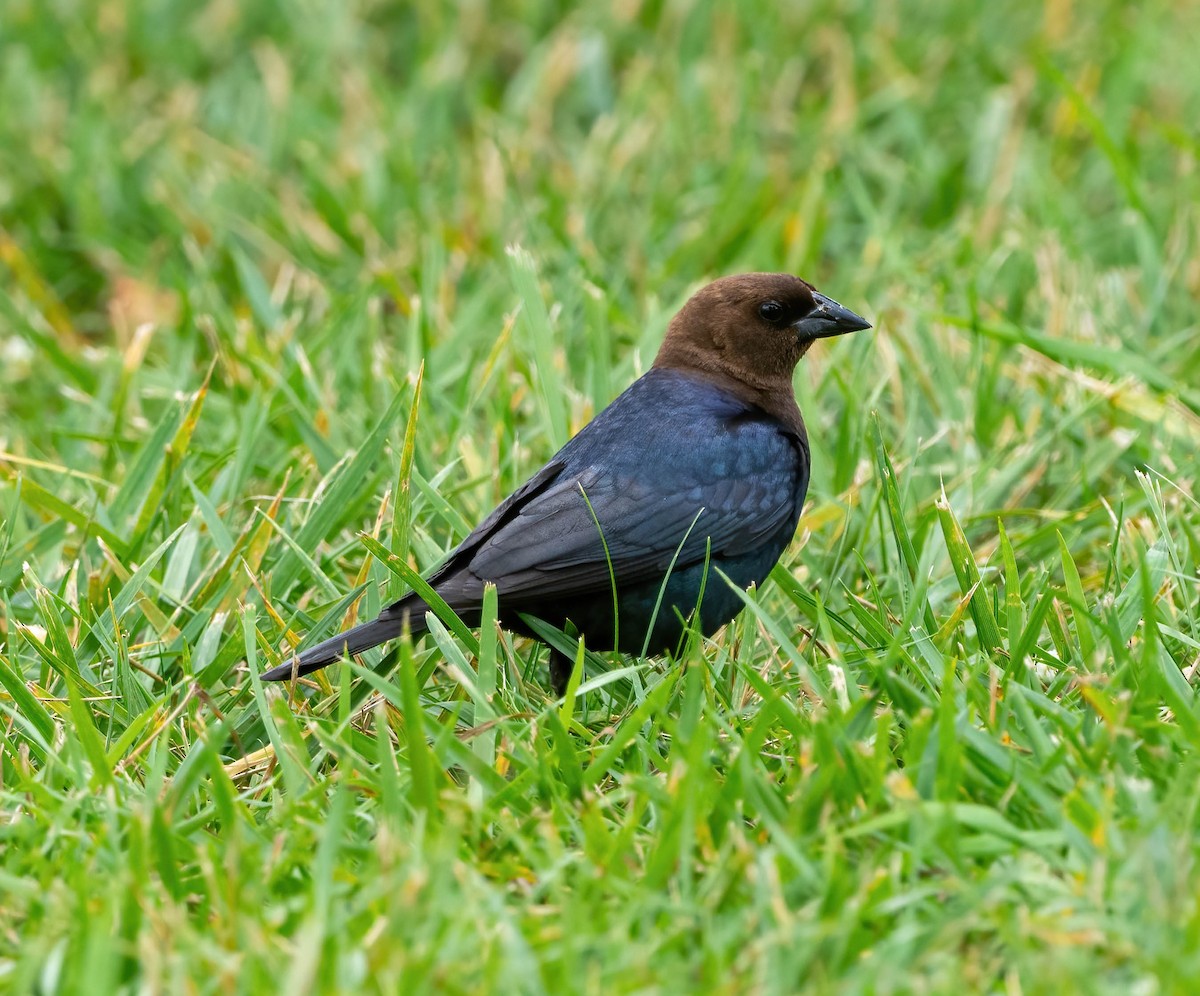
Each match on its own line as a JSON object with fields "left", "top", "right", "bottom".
{"left": 261, "top": 273, "right": 870, "bottom": 694}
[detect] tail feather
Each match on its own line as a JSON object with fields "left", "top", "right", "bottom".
{"left": 261, "top": 599, "right": 428, "bottom": 681}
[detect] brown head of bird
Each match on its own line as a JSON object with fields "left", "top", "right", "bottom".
{"left": 653, "top": 272, "right": 872, "bottom": 432}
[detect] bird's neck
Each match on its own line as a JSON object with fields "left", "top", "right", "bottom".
{"left": 651, "top": 353, "right": 807, "bottom": 440}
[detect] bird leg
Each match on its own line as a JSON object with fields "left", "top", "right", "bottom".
{"left": 549, "top": 648, "right": 575, "bottom": 697}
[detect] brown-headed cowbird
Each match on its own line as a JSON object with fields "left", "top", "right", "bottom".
{"left": 261, "top": 273, "right": 870, "bottom": 692}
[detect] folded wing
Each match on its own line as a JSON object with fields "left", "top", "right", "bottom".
{"left": 432, "top": 434, "right": 802, "bottom": 608}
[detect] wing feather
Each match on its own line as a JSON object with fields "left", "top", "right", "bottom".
{"left": 444, "top": 456, "right": 798, "bottom": 604}
{"left": 421, "top": 371, "right": 808, "bottom": 611}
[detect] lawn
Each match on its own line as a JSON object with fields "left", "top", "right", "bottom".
{"left": 2, "top": 0, "right": 1199, "bottom": 992}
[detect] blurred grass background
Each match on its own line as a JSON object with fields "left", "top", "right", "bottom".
{"left": 2, "top": 0, "right": 1199, "bottom": 991}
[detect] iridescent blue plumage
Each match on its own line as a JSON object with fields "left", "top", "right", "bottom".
{"left": 437, "top": 367, "right": 810, "bottom": 656}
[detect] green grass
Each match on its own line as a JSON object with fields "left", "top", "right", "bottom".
{"left": 2, "top": 0, "right": 1200, "bottom": 991}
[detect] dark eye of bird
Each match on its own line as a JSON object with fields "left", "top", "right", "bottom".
{"left": 758, "top": 300, "right": 785, "bottom": 323}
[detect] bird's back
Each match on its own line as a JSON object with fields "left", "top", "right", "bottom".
{"left": 427, "top": 367, "right": 810, "bottom": 651}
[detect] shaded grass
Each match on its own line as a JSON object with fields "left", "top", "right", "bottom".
{"left": 2, "top": 0, "right": 1200, "bottom": 991}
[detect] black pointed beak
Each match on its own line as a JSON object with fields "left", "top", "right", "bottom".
{"left": 792, "top": 292, "right": 872, "bottom": 340}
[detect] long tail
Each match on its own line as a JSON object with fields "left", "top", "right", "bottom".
{"left": 260, "top": 597, "right": 429, "bottom": 681}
